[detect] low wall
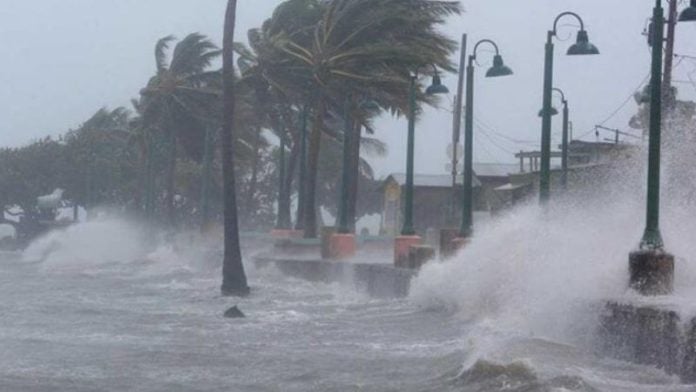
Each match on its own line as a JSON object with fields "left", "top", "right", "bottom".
{"left": 253, "top": 255, "right": 415, "bottom": 299}
{"left": 600, "top": 300, "right": 696, "bottom": 382}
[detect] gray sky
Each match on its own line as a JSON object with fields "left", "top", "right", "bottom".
{"left": 3, "top": 0, "right": 696, "bottom": 178}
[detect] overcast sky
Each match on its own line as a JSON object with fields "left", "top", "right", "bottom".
{"left": 3, "top": 0, "right": 696, "bottom": 178}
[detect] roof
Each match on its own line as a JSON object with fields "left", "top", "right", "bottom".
{"left": 387, "top": 173, "right": 481, "bottom": 188}
{"left": 471, "top": 163, "right": 519, "bottom": 178}
{"left": 495, "top": 183, "right": 531, "bottom": 191}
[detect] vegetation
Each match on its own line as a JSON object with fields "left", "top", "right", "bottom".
{"left": 0, "top": 0, "right": 460, "bottom": 293}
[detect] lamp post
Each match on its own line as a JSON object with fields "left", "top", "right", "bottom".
{"left": 558, "top": 89, "right": 570, "bottom": 190}
{"left": 538, "top": 88, "right": 570, "bottom": 189}
{"left": 394, "top": 67, "right": 448, "bottom": 267}
{"left": 401, "top": 68, "right": 449, "bottom": 236}
{"left": 459, "top": 39, "right": 513, "bottom": 238}
{"left": 539, "top": 12, "right": 599, "bottom": 204}
{"left": 630, "top": 0, "right": 676, "bottom": 295}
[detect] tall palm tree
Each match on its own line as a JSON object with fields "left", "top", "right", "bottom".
{"left": 139, "top": 33, "right": 221, "bottom": 225}
{"left": 273, "top": 0, "right": 460, "bottom": 238}
{"left": 221, "top": 0, "right": 250, "bottom": 297}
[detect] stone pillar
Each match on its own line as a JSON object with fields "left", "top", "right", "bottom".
{"left": 408, "top": 245, "right": 435, "bottom": 269}
{"left": 320, "top": 226, "right": 337, "bottom": 259}
{"left": 327, "top": 233, "right": 356, "bottom": 260}
{"left": 629, "top": 250, "right": 674, "bottom": 295}
{"left": 394, "top": 235, "right": 421, "bottom": 267}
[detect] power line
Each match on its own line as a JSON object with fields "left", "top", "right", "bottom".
{"left": 576, "top": 72, "right": 650, "bottom": 140}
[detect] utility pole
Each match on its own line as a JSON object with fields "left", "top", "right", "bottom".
{"left": 451, "top": 34, "right": 467, "bottom": 223}
{"left": 663, "top": 0, "right": 677, "bottom": 108}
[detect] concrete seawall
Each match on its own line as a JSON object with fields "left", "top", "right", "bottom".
{"left": 600, "top": 299, "right": 696, "bottom": 382}
{"left": 253, "top": 255, "right": 416, "bottom": 299}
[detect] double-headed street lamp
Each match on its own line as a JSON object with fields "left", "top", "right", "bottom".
{"left": 459, "top": 39, "right": 513, "bottom": 238}
{"left": 539, "top": 12, "right": 599, "bottom": 204}
{"left": 400, "top": 67, "right": 449, "bottom": 236}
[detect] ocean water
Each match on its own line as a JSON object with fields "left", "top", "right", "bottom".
{"left": 0, "top": 214, "right": 692, "bottom": 392}
{"left": 4, "top": 123, "right": 696, "bottom": 391}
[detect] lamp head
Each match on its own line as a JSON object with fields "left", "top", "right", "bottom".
{"left": 426, "top": 74, "right": 449, "bottom": 95}
{"left": 485, "top": 55, "right": 514, "bottom": 78}
{"left": 567, "top": 30, "right": 600, "bottom": 55}
{"left": 679, "top": 0, "right": 696, "bottom": 22}
{"left": 538, "top": 107, "right": 559, "bottom": 117}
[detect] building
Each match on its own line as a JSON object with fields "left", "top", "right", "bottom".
{"left": 380, "top": 163, "right": 519, "bottom": 236}
{"left": 380, "top": 140, "right": 640, "bottom": 235}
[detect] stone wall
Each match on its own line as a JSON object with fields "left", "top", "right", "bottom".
{"left": 253, "top": 255, "right": 415, "bottom": 299}
{"left": 600, "top": 301, "right": 696, "bottom": 382}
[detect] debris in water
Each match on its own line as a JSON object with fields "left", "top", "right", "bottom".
{"left": 224, "top": 306, "right": 245, "bottom": 318}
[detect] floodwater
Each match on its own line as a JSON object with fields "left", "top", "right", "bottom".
{"left": 0, "top": 216, "right": 694, "bottom": 392}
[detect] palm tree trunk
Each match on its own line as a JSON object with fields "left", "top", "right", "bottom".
{"left": 281, "top": 135, "right": 299, "bottom": 227}
{"left": 277, "top": 107, "right": 299, "bottom": 229}
{"left": 294, "top": 106, "right": 308, "bottom": 231}
{"left": 165, "top": 130, "right": 177, "bottom": 226}
{"left": 221, "top": 0, "right": 249, "bottom": 297}
{"left": 244, "top": 126, "right": 263, "bottom": 216}
{"left": 302, "top": 98, "right": 325, "bottom": 238}
{"left": 346, "top": 123, "right": 361, "bottom": 232}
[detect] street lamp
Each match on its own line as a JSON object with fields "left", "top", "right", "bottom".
{"left": 630, "top": 0, "right": 674, "bottom": 295}
{"left": 539, "top": 12, "right": 599, "bottom": 204}
{"left": 537, "top": 88, "right": 570, "bottom": 189}
{"left": 401, "top": 66, "right": 449, "bottom": 236}
{"left": 459, "top": 39, "right": 513, "bottom": 238}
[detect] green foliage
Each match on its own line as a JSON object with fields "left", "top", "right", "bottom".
{"left": 0, "top": 1, "right": 462, "bottom": 234}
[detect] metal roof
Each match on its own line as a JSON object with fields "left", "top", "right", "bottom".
{"left": 387, "top": 173, "right": 482, "bottom": 188}
{"left": 471, "top": 163, "right": 519, "bottom": 178}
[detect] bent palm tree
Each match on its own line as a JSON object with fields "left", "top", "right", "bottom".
{"left": 274, "top": 0, "right": 460, "bottom": 238}
{"left": 139, "top": 33, "right": 221, "bottom": 225}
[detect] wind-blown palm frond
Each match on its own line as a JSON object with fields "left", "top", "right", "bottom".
{"left": 360, "top": 136, "right": 387, "bottom": 157}
{"left": 155, "top": 35, "right": 176, "bottom": 73}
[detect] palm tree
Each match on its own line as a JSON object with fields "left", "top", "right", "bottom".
{"left": 271, "top": 0, "right": 460, "bottom": 238}
{"left": 221, "top": 0, "right": 250, "bottom": 297}
{"left": 63, "top": 107, "right": 136, "bottom": 212}
{"left": 139, "top": 33, "right": 221, "bottom": 225}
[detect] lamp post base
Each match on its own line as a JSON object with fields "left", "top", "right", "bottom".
{"left": 629, "top": 249, "right": 674, "bottom": 295}
{"left": 327, "top": 233, "right": 357, "bottom": 260}
{"left": 439, "top": 228, "right": 460, "bottom": 259}
{"left": 394, "top": 235, "right": 422, "bottom": 267}
{"left": 408, "top": 245, "right": 436, "bottom": 269}
{"left": 451, "top": 237, "right": 470, "bottom": 254}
